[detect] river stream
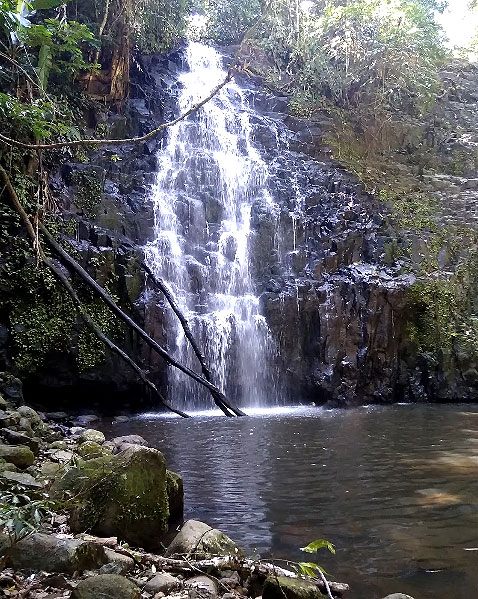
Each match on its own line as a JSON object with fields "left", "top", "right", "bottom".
{"left": 100, "top": 403, "right": 478, "bottom": 599}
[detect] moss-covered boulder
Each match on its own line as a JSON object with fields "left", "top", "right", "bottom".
{"left": 0, "top": 444, "right": 34, "bottom": 468}
{"left": 78, "top": 441, "right": 112, "bottom": 460}
{"left": 0, "top": 533, "right": 107, "bottom": 573}
{"left": 53, "top": 445, "right": 179, "bottom": 548}
{"left": 71, "top": 574, "right": 140, "bottom": 599}
{"left": 166, "top": 520, "right": 242, "bottom": 558}
{"left": 263, "top": 576, "right": 325, "bottom": 599}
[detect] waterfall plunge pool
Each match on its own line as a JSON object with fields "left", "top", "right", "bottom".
{"left": 99, "top": 403, "right": 478, "bottom": 599}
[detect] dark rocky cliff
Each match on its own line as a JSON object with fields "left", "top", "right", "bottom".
{"left": 2, "top": 48, "right": 478, "bottom": 410}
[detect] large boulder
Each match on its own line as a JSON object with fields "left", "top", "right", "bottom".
{"left": 0, "top": 444, "right": 34, "bottom": 468}
{"left": 263, "top": 576, "right": 324, "bottom": 599}
{"left": 166, "top": 520, "right": 242, "bottom": 558}
{"left": 53, "top": 445, "right": 181, "bottom": 548}
{"left": 0, "top": 533, "right": 107, "bottom": 573}
{"left": 71, "top": 574, "right": 140, "bottom": 599}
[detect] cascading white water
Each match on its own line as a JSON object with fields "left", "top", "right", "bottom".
{"left": 145, "top": 42, "right": 280, "bottom": 411}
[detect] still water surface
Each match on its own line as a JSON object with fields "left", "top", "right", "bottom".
{"left": 101, "top": 404, "right": 478, "bottom": 598}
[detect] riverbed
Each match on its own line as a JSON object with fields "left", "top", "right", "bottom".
{"left": 100, "top": 404, "right": 478, "bottom": 598}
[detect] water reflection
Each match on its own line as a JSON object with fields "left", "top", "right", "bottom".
{"left": 100, "top": 404, "right": 478, "bottom": 599}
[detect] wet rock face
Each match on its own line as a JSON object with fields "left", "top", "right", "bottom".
{"left": 8, "top": 50, "right": 477, "bottom": 408}
{"left": 237, "top": 82, "right": 414, "bottom": 405}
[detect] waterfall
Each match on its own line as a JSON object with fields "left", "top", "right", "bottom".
{"left": 145, "top": 42, "right": 280, "bottom": 411}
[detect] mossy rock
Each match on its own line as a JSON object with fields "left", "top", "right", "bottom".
{"left": 263, "top": 576, "right": 325, "bottom": 599}
{"left": 0, "top": 444, "right": 34, "bottom": 468}
{"left": 53, "top": 446, "right": 171, "bottom": 548}
{"left": 78, "top": 429, "right": 106, "bottom": 445}
{"left": 78, "top": 441, "right": 112, "bottom": 460}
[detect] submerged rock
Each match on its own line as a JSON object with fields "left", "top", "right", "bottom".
{"left": 71, "top": 574, "right": 140, "bottom": 599}
{"left": 166, "top": 520, "right": 242, "bottom": 558}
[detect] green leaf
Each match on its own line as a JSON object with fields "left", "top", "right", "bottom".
{"left": 300, "top": 539, "right": 336, "bottom": 555}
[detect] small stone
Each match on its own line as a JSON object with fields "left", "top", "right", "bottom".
{"left": 185, "top": 575, "right": 218, "bottom": 599}
{"left": 103, "top": 548, "right": 135, "bottom": 574}
{"left": 113, "top": 416, "right": 130, "bottom": 424}
{"left": 382, "top": 595, "right": 415, "bottom": 599}
{"left": 42, "top": 574, "right": 71, "bottom": 589}
{"left": 0, "top": 444, "right": 34, "bottom": 468}
{"left": 0, "top": 470, "right": 42, "bottom": 488}
{"left": 47, "top": 449, "right": 74, "bottom": 463}
{"left": 221, "top": 572, "right": 241, "bottom": 588}
{"left": 79, "top": 429, "right": 105, "bottom": 445}
{"left": 71, "top": 574, "right": 140, "bottom": 599}
{"left": 1, "top": 429, "right": 40, "bottom": 454}
{"left": 40, "top": 460, "right": 63, "bottom": 478}
{"left": 50, "top": 440, "right": 67, "bottom": 449}
{"left": 0, "top": 461, "right": 18, "bottom": 472}
{"left": 144, "top": 573, "right": 180, "bottom": 594}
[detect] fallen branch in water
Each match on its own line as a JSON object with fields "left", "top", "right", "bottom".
{"left": 37, "top": 222, "right": 242, "bottom": 417}
{"left": 142, "top": 261, "right": 245, "bottom": 417}
{"left": 140, "top": 554, "right": 349, "bottom": 596}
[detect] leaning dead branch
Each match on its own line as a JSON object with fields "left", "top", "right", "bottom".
{"left": 37, "top": 223, "right": 240, "bottom": 416}
{"left": 142, "top": 262, "right": 246, "bottom": 417}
